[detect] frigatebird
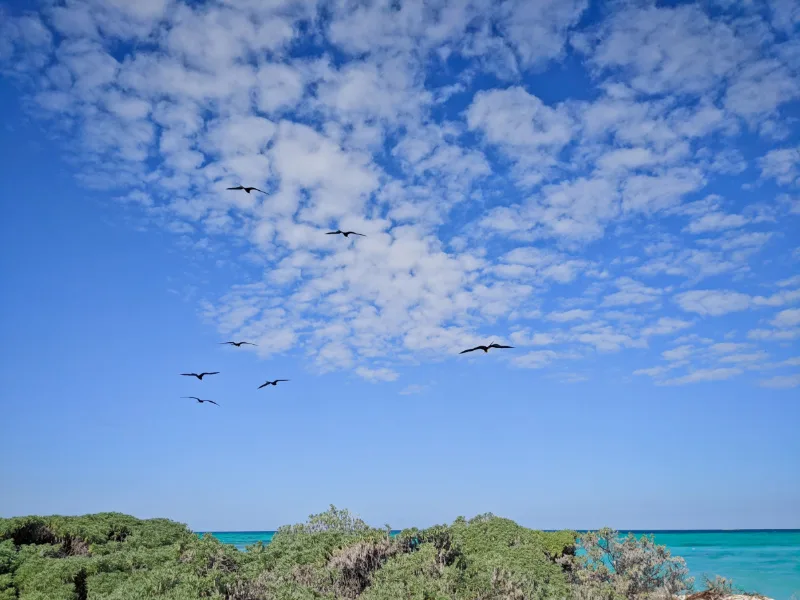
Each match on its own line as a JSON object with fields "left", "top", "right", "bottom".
{"left": 220, "top": 341, "right": 257, "bottom": 347}
{"left": 227, "top": 186, "right": 265, "bottom": 194}
{"left": 180, "top": 372, "right": 220, "bottom": 380}
{"left": 258, "top": 379, "right": 289, "bottom": 389}
{"left": 326, "top": 230, "right": 365, "bottom": 238}
{"left": 459, "top": 342, "right": 515, "bottom": 354}
{"left": 182, "top": 396, "right": 220, "bottom": 406}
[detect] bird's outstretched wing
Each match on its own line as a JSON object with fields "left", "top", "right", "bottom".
{"left": 275, "top": 379, "right": 289, "bottom": 382}
{"left": 257, "top": 382, "right": 269, "bottom": 389}
{"left": 205, "top": 400, "right": 220, "bottom": 406}
{"left": 180, "top": 373, "right": 198, "bottom": 377}
{"left": 200, "top": 372, "right": 220, "bottom": 376}
{"left": 459, "top": 347, "right": 480, "bottom": 354}
{"left": 220, "top": 341, "right": 234, "bottom": 345}
{"left": 182, "top": 396, "right": 201, "bottom": 401}
{"left": 241, "top": 342, "right": 257, "bottom": 346}
{"left": 251, "top": 187, "right": 265, "bottom": 193}
{"left": 227, "top": 186, "right": 244, "bottom": 190}
{"left": 489, "top": 344, "right": 514, "bottom": 349}
{"left": 326, "top": 231, "right": 341, "bottom": 235}
{"left": 347, "top": 232, "right": 366, "bottom": 237}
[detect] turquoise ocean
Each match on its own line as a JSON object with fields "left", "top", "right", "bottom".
{"left": 203, "top": 530, "right": 800, "bottom": 600}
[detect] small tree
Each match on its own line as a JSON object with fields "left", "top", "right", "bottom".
{"left": 702, "top": 575, "right": 735, "bottom": 598}
{"left": 563, "top": 528, "right": 694, "bottom": 599}
{"left": 277, "top": 505, "right": 372, "bottom": 536}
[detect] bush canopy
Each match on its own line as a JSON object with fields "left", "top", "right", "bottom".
{"left": 0, "top": 506, "right": 719, "bottom": 600}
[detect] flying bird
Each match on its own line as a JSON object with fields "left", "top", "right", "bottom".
{"left": 220, "top": 341, "right": 257, "bottom": 347}
{"left": 459, "top": 342, "right": 515, "bottom": 354}
{"left": 182, "top": 396, "right": 220, "bottom": 406}
{"left": 180, "top": 372, "right": 220, "bottom": 380}
{"left": 227, "top": 185, "right": 265, "bottom": 194}
{"left": 258, "top": 379, "right": 289, "bottom": 389}
{"left": 326, "top": 230, "right": 365, "bottom": 238}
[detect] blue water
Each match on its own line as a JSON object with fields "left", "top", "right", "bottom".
{"left": 202, "top": 530, "right": 800, "bottom": 600}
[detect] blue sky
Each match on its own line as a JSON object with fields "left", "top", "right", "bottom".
{"left": 1, "top": 0, "right": 799, "bottom": 532}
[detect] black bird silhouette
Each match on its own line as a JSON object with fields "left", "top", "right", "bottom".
{"left": 182, "top": 396, "right": 219, "bottom": 406}
{"left": 459, "top": 342, "right": 515, "bottom": 354}
{"left": 326, "top": 230, "right": 365, "bottom": 238}
{"left": 258, "top": 379, "right": 289, "bottom": 389}
{"left": 220, "top": 341, "right": 257, "bottom": 347}
{"left": 227, "top": 185, "right": 265, "bottom": 194}
{"left": 180, "top": 372, "right": 220, "bottom": 380}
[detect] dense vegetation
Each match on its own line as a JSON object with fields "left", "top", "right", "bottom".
{"left": 0, "top": 506, "right": 728, "bottom": 600}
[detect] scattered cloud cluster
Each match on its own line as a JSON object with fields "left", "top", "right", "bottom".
{"left": 2, "top": 0, "right": 799, "bottom": 388}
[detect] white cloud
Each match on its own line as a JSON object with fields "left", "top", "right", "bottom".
{"left": 398, "top": 383, "right": 428, "bottom": 396}
{"left": 778, "top": 194, "right": 800, "bottom": 215}
{"left": 748, "top": 328, "right": 800, "bottom": 342}
{"left": 495, "top": 0, "right": 589, "bottom": 68}
{"left": 498, "top": 247, "right": 589, "bottom": 283}
{"left": 635, "top": 247, "right": 745, "bottom": 282}
{"left": 513, "top": 350, "right": 561, "bottom": 369}
{"left": 641, "top": 318, "right": 693, "bottom": 337}
{"left": 467, "top": 87, "right": 573, "bottom": 150}
{"left": 547, "top": 309, "right": 593, "bottom": 322}
{"left": 481, "top": 176, "right": 624, "bottom": 243}
{"left": 760, "top": 146, "right": 800, "bottom": 186}
{"left": 772, "top": 308, "right": 800, "bottom": 328}
{"left": 355, "top": 366, "right": 400, "bottom": 382}
{"left": 777, "top": 275, "right": 800, "bottom": 287}
{"left": 673, "top": 288, "right": 800, "bottom": 317}
{"left": 602, "top": 277, "right": 663, "bottom": 307}
{"left": 703, "top": 231, "right": 774, "bottom": 252}
{"left": 2, "top": 0, "right": 798, "bottom": 390}
{"left": 710, "top": 342, "right": 751, "bottom": 354}
{"left": 662, "top": 345, "right": 694, "bottom": 362}
{"left": 725, "top": 59, "right": 800, "bottom": 119}
{"left": 254, "top": 62, "right": 306, "bottom": 115}
{"left": 718, "top": 352, "right": 768, "bottom": 365}
{"left": 578, "top": 3, "right": 748, "bottom": 95}
{"left": 753, "top": 289, "right": 800, "bottom": 307}
{"left": 769, "top": 0, "right": 800, "bottom": 33}
{"left": 662, "top": 367, "right": 743, "bottom": 386}
{"left": 509, "top": 330, "right": 558, "bottom": 347}
{"left": 759, "top": 374, "right": 800, "bottom": 389}
{"left": 621, "top": 168, "right": 706, "bottom": 214}
{"left": 633, "top": 366, "right": 668, "bottom": 378}
{"left": 674, "top": 290, "right": 752, "bottom": 316}
{"left": 573, "top": 324, "right": 644, "bottom": 353}
{"left": 685, "top": 212, "right": 748, "bottom": 234}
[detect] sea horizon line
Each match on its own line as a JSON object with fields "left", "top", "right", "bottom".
{"left": 200, "top": 528, "right": 800, "bottom": 534}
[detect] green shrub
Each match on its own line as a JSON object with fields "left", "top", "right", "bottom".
{"left": 562, "top": 528, "right": 694, "bottom": 600}
{"left": 0, "top": 509, "right": 740, "bottom": 600}
{"left": 701, "top": 574, "right": 738, "bottom": 597}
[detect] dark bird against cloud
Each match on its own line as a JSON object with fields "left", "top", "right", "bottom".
{"left": 220, "top": 341, "right": 257, "bottom": 347}
{"left": 326, "top": 230, "right": 366, "bottom": 237}
{"left": 180, "top": 372, "right": 220, "bottom": 380}
{"left": 227, "top": 186, "right": 265, "bottom": 194}
{"left": 459, "top": 342, "right": 515, "bottom": 354}
{"left": 182, "top": 396, "right": 220, "bottom": 406}
{"left": 257, "top": 379, "right": 289, "bottom": 389}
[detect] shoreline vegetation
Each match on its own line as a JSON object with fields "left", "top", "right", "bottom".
{"left": 0, "top": 506, "right": 771, "bottom": 600}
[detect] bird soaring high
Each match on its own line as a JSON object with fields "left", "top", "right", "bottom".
{"left": 220, "top": 341, "right": 257, "bottom": 347}
{"left": 258, "top": 379, "right": 289, "bottom": 389}
{"left": 326, "top": 230, "right": 365, "bottom": 238}
{"left": 459, "top": 342, "right": 515, "bottom": 354}
{"left": 227, "top": 186, "right": 265, "bottom": 194}
{"left": 182, "top": 396, "right": 220, "bottom": 406}
{"left": 180, "top": 372, "right": 220, "bottom": 380}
